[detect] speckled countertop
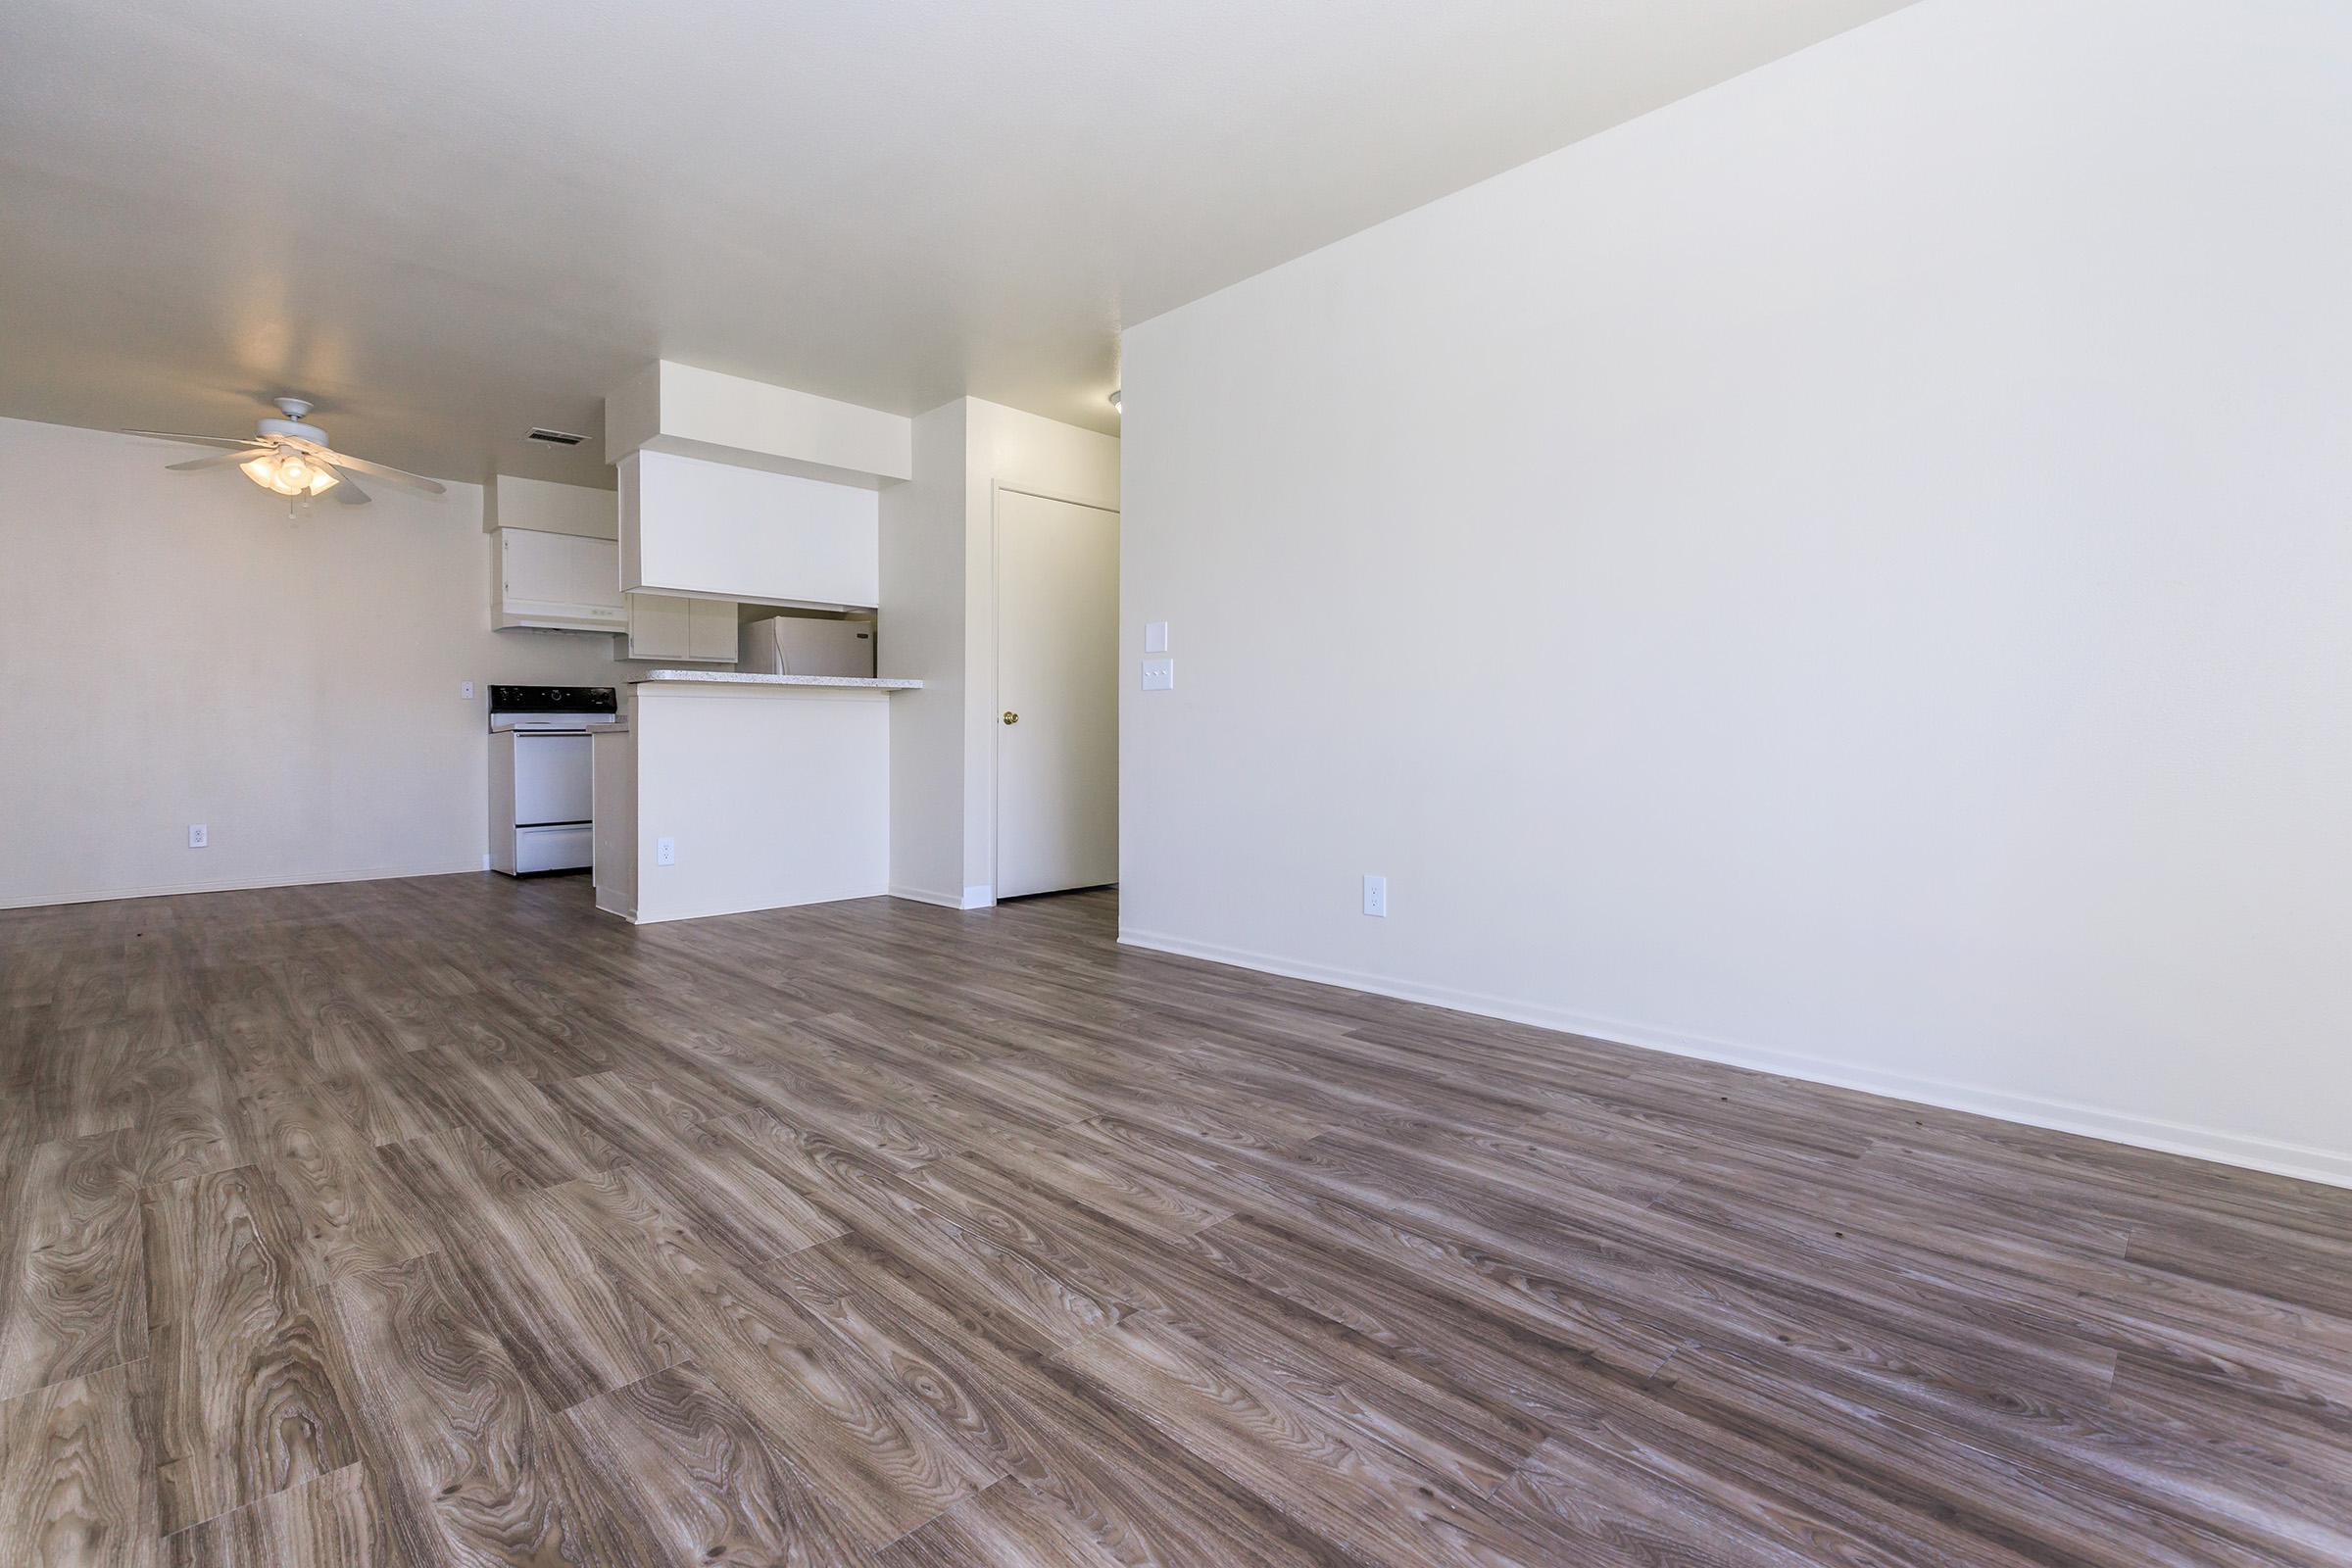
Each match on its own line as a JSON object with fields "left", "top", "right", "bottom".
{"left": 633, "top": 670, "right": 923, "bottom": 690}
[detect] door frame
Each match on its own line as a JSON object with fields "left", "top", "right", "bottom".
{"left": 990, "top": 480, "right": 1121, "bottom": 904}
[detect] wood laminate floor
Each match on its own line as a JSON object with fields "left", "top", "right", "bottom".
{"left": 2, "top": 875, "right": 2349, "bottom": 1566}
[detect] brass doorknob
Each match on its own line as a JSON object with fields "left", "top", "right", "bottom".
{"left": 1002, "top": 710, "right": 1019, "bottom": 725}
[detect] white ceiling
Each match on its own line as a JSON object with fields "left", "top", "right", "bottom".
{"left": 0, "top": 0, "right": 1910, "bottom": 486}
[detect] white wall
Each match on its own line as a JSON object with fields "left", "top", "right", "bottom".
{"left": 485, "top": 474, "right": 617, "bottom": 539}
{"left": 1119, "top": 0, "right": 2352, "bottom": 1184}
{"left": 605, "top": 361, "right": 913, "bottom": 486}
{"left": 880, "top": 401, "right": 972, "bottom": 906}
{"left": 619, "top": 448, "right": 880, "bottom": 607}
{"left": 0, "top": 416, "right": 668, "bottom": 907}
{"left": 881, "top": 398, "right": 1118, "bottom": 907}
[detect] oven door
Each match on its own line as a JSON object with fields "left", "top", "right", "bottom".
{"left": 512, "top": 731, "right": 593, "bottom": 826}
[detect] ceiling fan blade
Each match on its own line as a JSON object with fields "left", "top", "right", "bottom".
{"left": 122, "top": 430, "right": 259, "bottom": 450}
{"left": 166, "top": 446, "right": 275, "bottom": 471}
{"left": 281, "top": 436, "right": 445, "bottom": 496}
{"left": 314, "top": 459, "right": 372, "bottom": 504}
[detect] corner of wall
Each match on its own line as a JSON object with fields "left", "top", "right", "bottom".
{"left": 883, "top": 400, "right": 976, "bottom": 902}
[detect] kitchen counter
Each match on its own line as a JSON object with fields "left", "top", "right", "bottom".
{"left": 593, "top": 671, "right": 920, "bottom": 924}
{"left": 636, "top": 669, "right": 922, "bottom": 690}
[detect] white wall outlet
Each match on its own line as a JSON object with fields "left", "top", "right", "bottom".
{"left": 656, "top": 836, "right": 676, "bottom": 866}
{"left": 1141, "top": 658, "right": 1175, "bottom": 691}
{"left": 1144, "top": 620, "right": 1170, "bottom": 654}
{"left": 187, "top": 824, "right": 209, "bottom": 849}
{"left": 460, "top": 681, "right": 475, "bottom": 701}
{"left": 1362, "top": 874, "right": 1388, "bottom": 917}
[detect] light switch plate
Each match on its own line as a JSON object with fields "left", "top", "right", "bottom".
{"left": 1144, "top": 621, "right": 1169, "bottom": 654}
{"left": 1141, "top": 658, "right": 1175, "bottom": 692}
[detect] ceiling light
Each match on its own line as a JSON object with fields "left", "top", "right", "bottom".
{"left": 1108, "top": 390, "right": 1122, "bottom": 415}
{"left": 138, "top": 394, "right": 446, "bottom": 510}
{"left": 242, "top": 451, "right": 338, "bottom": 496}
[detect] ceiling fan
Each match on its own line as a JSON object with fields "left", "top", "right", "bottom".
{"left": 126, "top": 397, "right": 446, "bottom": 508}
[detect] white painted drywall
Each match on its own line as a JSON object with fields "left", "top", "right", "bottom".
{"left": 880, "top": 401, "right": 974, "bottom": 906}
{"left": 877, "top": 397, "right": 1120, "bottom": 907}
{"left": 616, "top": 684, "right": 892, "bottom": 923}
{"left": 485, "top": 474, "right": 616, "bottom": 540}
{"left": 618, "top": 449, "right": 880, "bottom": 608}
{"left": 0, "top": 416, "right": 669, "bottom": 908}
{"left": 605, "top": 362, "right": 913, "bottom": 486}
{"left": 1118, "top": 0, "right": 2352, "bottom": 1183}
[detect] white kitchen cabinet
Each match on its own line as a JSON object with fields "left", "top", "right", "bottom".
{"left": 495, "top": 527, "right": 625, "bottom": 632}
{"left": 624, "top": 593, "right": 691, "bottom": 660}
{"left": 625, "top": 592, "right": 736, "bottom": 662}
{"left": 689, "top": 597, "right": 738, "bottom": 662}
{"left": 500, "top": 526, "right": 567, "bottom": 598}
{"left": 564, "top": 533, "right": 623, "bottom": 611}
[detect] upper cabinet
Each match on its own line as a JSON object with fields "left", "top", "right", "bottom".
{"left": 625, "top": 593, "right": 737, "bottom": 662}
{"left": 624, "top": 591, "right": 689, "bottom": 660}
{"left": 619, "top": 450, "right": 880, "bottom": 610}
{"left": 495, "top": 528, "right": 625, "bottom": 632}
{"left": 689, "top": 597, "right": 738, "bottom": 661}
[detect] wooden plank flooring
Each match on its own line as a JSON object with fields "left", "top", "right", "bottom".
{"left": 3, "top": 874, "right": 2350, "bottom": 1566}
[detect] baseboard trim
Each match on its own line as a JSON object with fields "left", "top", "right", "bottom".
{"left": 889, "top": 885, "right": 997, "bottom": 910}
{"left": 3, "top": 861, "right": 489, "bottom": 912}
{"left": 1117, "top": 925, "right": 2352, "bottom": 1192}
{"left": 631, "top": 886, "right": 891, "bottom": 925}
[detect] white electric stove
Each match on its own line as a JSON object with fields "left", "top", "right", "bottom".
{"left": 487, "top": 685, "right": 619, "bottom": 875}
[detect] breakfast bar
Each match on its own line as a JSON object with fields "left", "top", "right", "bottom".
{"left": 592, "top": 670, "right": 922, "bottom": 923}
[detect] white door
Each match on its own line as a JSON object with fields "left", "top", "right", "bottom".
{"left": 996, "top": 489, "right": 1118, "bottom": 899}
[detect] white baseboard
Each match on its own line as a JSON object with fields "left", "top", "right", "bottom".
{"left": 1117, "top": 925, "right": 2352, "bottom": 1192}
{"left": 2, "top": 860, "right": 489, "bottom": 912}
{"left": 632, "top": 885, "right": 890, "bottom": 925}
{"left": 889, "top": 884, "right": 998, "bottom": 910}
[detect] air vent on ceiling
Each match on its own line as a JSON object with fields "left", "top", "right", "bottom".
{"left": 527, "top": 427, "right": 586, "bottom": 446}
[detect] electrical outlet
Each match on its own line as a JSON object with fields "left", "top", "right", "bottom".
{"left": 460, "top": 681, "right": 475, "bottom": 701}
{"left": 1362, "top": 874, "right": 1387, "bottom": 917}
{"left": 656, "top": 836, "right": 676, "bottom": 866}
{"left": 188, "top": 824, "right": 209, "bottom": 849}
{"left": 1141, "top": 658, "right": 1175, "bottom": 691}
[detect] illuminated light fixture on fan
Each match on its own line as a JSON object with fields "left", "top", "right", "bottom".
{"left": 240, "top": 452, "right": 339, "bottom": 496}
{"left": 126, "top": 395, "right": 448, "bottom": 511}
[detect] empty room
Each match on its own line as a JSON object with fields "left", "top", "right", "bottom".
{"left": 4, "top": 1, "right": 2348, "bottom": 1564}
